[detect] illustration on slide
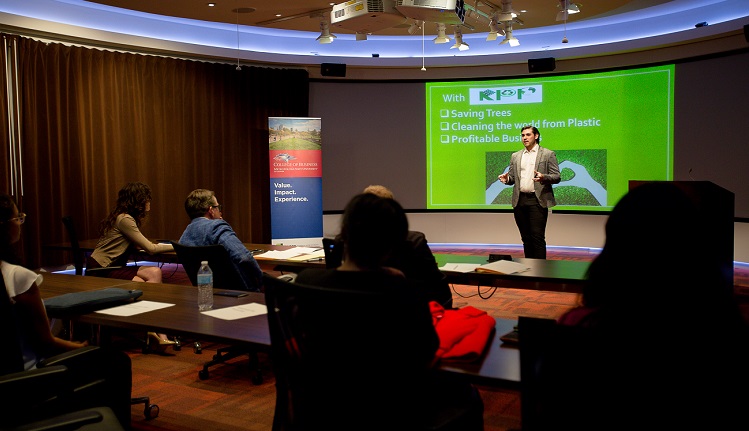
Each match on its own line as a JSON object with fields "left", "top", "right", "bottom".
{"left": 485, "top": 150, "right": 607, "bottom": 207}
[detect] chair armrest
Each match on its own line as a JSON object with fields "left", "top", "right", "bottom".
{"left": 84, "top": 266, "right": 125, "bottom": 277}
{"left": 0, "top": 365, "right": 73, "bottom": 419}
{"left": 13, "top": 410, "right": 103, "bottom": 431}
{"left": 0, "top": 365, "right": 69, "bottom": 393}
{"left": 37, "top": 346, "right": 108, "bottom": 387}
{"left": 8, "top": 407, "right": 125, "bottom": 431}
{"left": 37, "top": 345, "right": 101, "bottom": 368}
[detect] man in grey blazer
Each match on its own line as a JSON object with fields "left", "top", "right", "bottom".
{"left": 498, "top": 125, "right": 561, "bottom": 259}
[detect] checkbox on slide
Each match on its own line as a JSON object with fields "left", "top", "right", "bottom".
{"left": 440, "top": 135, "right": 450, "bottom": 143}
{"left": 440, "top": 109, "right": 449, "bottom": 117}
{"left": 441, "top": 122, "right": 449, "bottom": 130}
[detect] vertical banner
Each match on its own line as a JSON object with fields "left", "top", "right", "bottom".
{"left": 268, "top": 117, "right": 323, "bottom": 245}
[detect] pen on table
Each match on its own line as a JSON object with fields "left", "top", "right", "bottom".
{"left": 304, "top": 257, "right": 324, "bottom": 262}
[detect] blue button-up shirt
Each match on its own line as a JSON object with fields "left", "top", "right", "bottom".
{"left": 179, "top": 217, "right": 262, "bottom": 291}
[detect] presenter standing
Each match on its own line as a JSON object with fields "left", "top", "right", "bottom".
{"left": 498, "top": 125, "right": 560, "bottom": 259}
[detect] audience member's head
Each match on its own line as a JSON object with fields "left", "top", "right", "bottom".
{"left": 100, "top": 182, "right": 152, "bottom": 233}
{"left": 570, "top": 182, "right": 749, "bottom": 430}
{"left": 362, "top": 185, "right": 395, "bottom": 199}
{"left": 583, "top": 182, "right": 742, "bottom": 332}
{"left": 339, "top": 193, "right": 408, "bottom": 269}
{"left": 117, "top": 182, "right": 152, "bottom": 219}
{"left": 184, "top": 189, "right": 217, "bottom": 219}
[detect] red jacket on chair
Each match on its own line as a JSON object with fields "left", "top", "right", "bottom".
{"left": 429, "top": 302, "right": 495, "bottom": 361}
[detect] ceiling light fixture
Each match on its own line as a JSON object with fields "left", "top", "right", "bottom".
{"left": 556, "top": 0, "right": 581, "bottom": 22}
{"left": 450, "top": 27, "right": 469, "bottom": 51}
{"left": 497, "top": 0, "right": 517, "bottom": 22}
{"left": 316, "top": 19, "right": 336, "bottom": 44}
{"left": 500, "top": 23, "right": 519, "bottom": 47}
{"left": 486, "top": 14, "right": 502, "bottom": 41}
{"left": 433, "top": 22, "right": 450, "bottom": 44}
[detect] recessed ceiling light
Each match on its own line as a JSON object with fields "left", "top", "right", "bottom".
{"left": 275, "top": 14, "right": 282, "bottom": 17}
{"left": 207, "top": 3, "right": 215, "bottom": 7}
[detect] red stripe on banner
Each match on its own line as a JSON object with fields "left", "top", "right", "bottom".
{"left": 269, "top": 150, "right": 322, "bottom": 178}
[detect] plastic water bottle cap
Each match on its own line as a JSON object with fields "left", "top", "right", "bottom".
{"left": 201, "top": 261, "right": 208, "bottom": 265}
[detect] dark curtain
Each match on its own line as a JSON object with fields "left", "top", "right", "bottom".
{"left": 0, "top": 35, "right": 11, "bottom": 196}
{"left": 10, "top": 36, "right": 308, "bottom": 269}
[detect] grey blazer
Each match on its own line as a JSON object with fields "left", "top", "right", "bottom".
{"left": 503, "top": 146, "right": 561, "bottom": 208}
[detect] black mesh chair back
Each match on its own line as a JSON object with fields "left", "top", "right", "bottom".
{"left": 61, "top": 215, "right": 84, "bottom": 275}
{"left": 262, "top": 272, "right": 481, "bottom": 431}
{"left": 171, "top": 241, "right": 248, "bottom": 290}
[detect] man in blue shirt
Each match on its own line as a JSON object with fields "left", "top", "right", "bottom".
{"left": 179, "top": 189, "right": 263, "bottom": 291}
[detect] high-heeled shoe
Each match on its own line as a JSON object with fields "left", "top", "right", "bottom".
{"left": 147, "top": 331, "right": 177, "bottom": 347}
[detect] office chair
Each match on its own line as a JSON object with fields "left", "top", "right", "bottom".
{"left": 0, "top": 367, "right": 126, "bottom": 431}
{"left": 62, "top": 215, "right": 125, "bottom": 277}
{"left": 262, "top": 272, "right": 483, "bottom": 431}
{"left": 171, "top": 241, "right": 263, "bottom": 382}
{"left": 61, "top": 215, "right": 85, "bottom": 275}
{"left": 171, "top": 241, "right": 251, "bottom": 290}
{"left": 1, "top": 274, "right": 157, "bottom": 428}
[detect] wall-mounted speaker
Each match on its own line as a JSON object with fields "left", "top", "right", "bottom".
{"left": 321, "top": 63, "right": 346, "bottom": 77}
{"left": 528, "top": 57, "right": 556, "bottom": 73}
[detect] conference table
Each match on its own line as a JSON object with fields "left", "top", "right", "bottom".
{"left": 434, "top": 253, "right": 589, "bottom": 293}
{"left": 45, "top": 239, "right": 589, "bottom": 293}
{"left": 39, "top": 272, "right": 521, "bottom": 389}
{"left": 44, "top": 239, "right": 325, "bottom": 270}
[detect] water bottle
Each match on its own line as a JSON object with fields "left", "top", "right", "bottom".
{"left": 197, "top": 260, "right": 214, "bottom": 311}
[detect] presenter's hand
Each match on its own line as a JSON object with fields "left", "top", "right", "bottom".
{"left": 498, "top": 172, "right": 509, "bottom": 184}
{"left": 533, "top": 171, "right": 544, "bottom": 182}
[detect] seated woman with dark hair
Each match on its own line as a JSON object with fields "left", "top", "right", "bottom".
{"left": 296, "top": 193, "right": 483, "bottom": 430}
{"left": 89, "top": 182, "right": 173, "bottom": 283}
{"left": 89, "top": 182, "right": 175, "bottom": 344}
{"left": 327, "top": 184, "right": 453, "bottom": 307}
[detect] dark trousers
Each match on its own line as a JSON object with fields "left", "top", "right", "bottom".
{"left": 514, "top": 193, "right": 549, "bottom": 259}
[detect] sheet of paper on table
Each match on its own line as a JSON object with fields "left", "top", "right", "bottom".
{"left": 255, "top": 247, "right": 320, "bottom": 260}
{"left": 475, "top": 260, "right": 531, "bottom": 274}
{"left": 95, "top": 300, "right": 175, "bottom": 317}
{"left": 285, "top": 248, "right": 325, "bottom": 261}
{"left": 439, "top": 263, "right": 481, "bottom": 273}
{"left": 201, "top": 303, "right": 268, "bottom": 320}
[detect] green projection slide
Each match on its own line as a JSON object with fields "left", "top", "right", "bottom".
{"left": 425, "top": 64, "right": 674, "bottom": 212}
